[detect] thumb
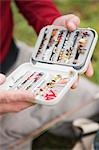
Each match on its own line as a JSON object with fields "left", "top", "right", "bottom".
{"left": 0, "top": 74, "right": 6, "bottom": 84}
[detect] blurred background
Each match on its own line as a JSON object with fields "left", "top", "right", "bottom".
{"left": 12, "top": 0, "right": 99, "bottom": 83}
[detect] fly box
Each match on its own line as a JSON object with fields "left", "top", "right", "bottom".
{"left": 0, "top": 25, "right": 98, "bottom": 105}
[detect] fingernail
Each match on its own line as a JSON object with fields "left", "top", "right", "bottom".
{"left": 67, "top": 21, "right": 76, "bottom": 31}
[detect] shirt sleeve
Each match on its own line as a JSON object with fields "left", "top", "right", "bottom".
{"left": 15, "top": 0, "right": 61, "bottom": 34}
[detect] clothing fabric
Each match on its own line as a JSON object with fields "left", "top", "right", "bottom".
{"left": 0, "top": 41, "right": 99, "bottom": 150}
{"left": 0, "top": 0, "right": 61, "bottom": 64}
{"left": 0, "top": 39, "right": 19, "bottom": 74}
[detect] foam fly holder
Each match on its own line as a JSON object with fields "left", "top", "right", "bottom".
{"left": 0, "top": 25, "right": 98, "bottom": 106}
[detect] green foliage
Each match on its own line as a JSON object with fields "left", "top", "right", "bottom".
{"left": 12, "top": 0, "right": 99, "bottom": 84}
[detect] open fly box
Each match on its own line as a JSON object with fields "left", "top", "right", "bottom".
{"left": 0, "top": 25, "right": 98, "bottom": 105}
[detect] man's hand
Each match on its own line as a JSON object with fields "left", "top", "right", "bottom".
{"left": 53, "top": 14, "right": 93, "bottom": 88}
{"left": 0, "top": 74, "right": 34, "bottom": 115}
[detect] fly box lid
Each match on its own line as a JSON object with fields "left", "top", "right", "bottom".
{"left": 31, "top": 25, "right": 98, "bottom": 74}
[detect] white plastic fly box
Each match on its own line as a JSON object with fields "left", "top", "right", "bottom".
{"left": 0, "top": 25, "right": 98, "bottom": 105}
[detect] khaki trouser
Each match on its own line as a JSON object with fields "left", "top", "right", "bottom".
{"left": 0, "top": 41, "right": 99, "bottom": 150}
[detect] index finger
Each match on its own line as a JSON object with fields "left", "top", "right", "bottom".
{"left": 85, "top": 63, "right": 94, "bottom": 77}
{"left": 0, "top": 90, "right": 35, "bottom": 103}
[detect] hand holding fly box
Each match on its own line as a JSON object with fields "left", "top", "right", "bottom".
{"left": 0, "top": 25, "right": 98, "bottom": 105}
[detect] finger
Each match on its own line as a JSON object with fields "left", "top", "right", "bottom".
{"left": 53, "top": 14, "right": 80, "bottom": 32}
{"left": 71, "top": 76, "right": 79, "bottom": 89}
{"left": 0, "top": 90, "right": 35, "bottom": 103}
{"left": 66, "top": 14, "right": 80, "bottom": 31}
{"left": 0, "top": 101, "right": 32, "bottom": 114}
{"left": 85, "top": 63, "right": 94, "bottom": 77}
{"left": 0, "top": 74, "right": 6, "bottom": 84}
